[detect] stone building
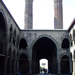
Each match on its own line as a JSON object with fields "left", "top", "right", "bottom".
{"left": 0, "top": 0, "right": 73, "bottom": 75}
{"left": 68, "top": 18, "right": 75, "bottom": 75}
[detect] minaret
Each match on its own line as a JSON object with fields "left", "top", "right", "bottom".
{"left": 24, "top": 0, "right": 33, "bottom": 29}
{"left": 54, "top": 0, "right": 63, "bottom": 29}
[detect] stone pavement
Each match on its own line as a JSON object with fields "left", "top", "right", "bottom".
{"left": 39, "top": 73, "right": 51, "bottom": 75}
{"left": 22, "top": 73, "right": 51, "bottom": 75}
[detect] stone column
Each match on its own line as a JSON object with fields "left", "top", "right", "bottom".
{"left": 11, "top": 33, "right": 13, "bottom": 44}
{"left": 57, "top": 50, "right": 61, "bottom": 74}
{"left": 73, "top": 61, "right": 75, "bottom": 75}
{"left": 13, "top": 52, "right": 17, "bottom": 75}
{"left": 29, "top": 60, "right": 32, "bottom": 74}
{"left": 4, "top": 57, "right": 8, "bottom": 75}
{"left": 13, "top": 59, "right": 16, "bottom": 75}
{"left": 58, "top": 60, "right": 61, "bottom": 74}
{"left": 9, "top": 58, "right": 12, "bottom": 75}
{"left": 70, "top": 56, "right": 72, "bottom": 74}
{"left": 16, "top": 57, "right": 19, "bottom": 74}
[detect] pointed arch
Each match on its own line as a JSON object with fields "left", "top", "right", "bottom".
{"left": 13, "top": 29, "right": 16, "bottom": 45}
{"left": 8, "top": 47, "right": 12, "bottom": 57}
{"left": 30, "top": 34, "right": 58, "bottom": 50}
{"left": 62, "top": 38, "right": 69, "bottom": 49}
{"left": 31, "top": 35, "right": 58, "bottom": 74}
{"left": 0, "top": 10, "right": 8, "bottom": 55}
{"left": 14, "top": 29, "right": 16, "bottom": 37}
{"left": 9, "top": 24, "right": 13, "bottom": 43}
{"left": 0, "top": 11, "right": 7, "bottom": 74}
{"left": 19, "top": 54, "right": 29, "bottom": 74}
{"left": 13, "top": 50, "right": 16, "bottom": 58}
{"left": 60, "top": 55, "right": 70, "bottom": 74}
{"left": 19, "top": 38, "right": 28, "bottom": 49}
{"left": 17, "top": 35, "right": 19, "bottom": 47}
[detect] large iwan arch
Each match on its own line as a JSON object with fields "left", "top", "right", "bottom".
{"left": 0, "top": 11, "right": 8, "bottom": 74}
{"left": 32, "top": 35, "right": 58, "bottom": 74}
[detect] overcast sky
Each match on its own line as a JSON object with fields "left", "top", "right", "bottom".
{"left": 2, "top": 0, "right": 75, "bottom": 29}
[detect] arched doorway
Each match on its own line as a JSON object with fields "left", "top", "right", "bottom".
{"left": 7, "top": 48, "right": 11, "bottom": 75}
{"left": 0, "top": 56, "right": 4, "bottom": 74}
{"left": 7, "top": 58, "right": 10, "bottom": 75}
{"left": 32, "top": 36, "right": 57, "bottom": 74}
{"left": 12, "top": 50, "right": 16, "bottom": 74}
{"left": 19, "top": 54, "right": 29, "bottom": 74}
{"left": 61, "top": 55, "right": 70, "bottom": 74}
{"left": 12, "top": 59, "right": 14, "bottom": 74}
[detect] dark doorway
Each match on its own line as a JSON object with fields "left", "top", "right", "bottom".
{"left": 0, "top": 56, "right": 4, "bottom": 74}
{"left": 61, "top": 55, "right": 70, "bottom": 74}
{"left": 32, "top": 37, "right": 57, "bottom": 74}
{"left": 19, "top": 54, "right": 29, "bottom": 74}
{"left": 7, "top": 58, "right": 10, "bottom": 75}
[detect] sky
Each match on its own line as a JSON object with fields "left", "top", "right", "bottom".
{"left": 2, "top": 0, "right": 75, "bottom": 30}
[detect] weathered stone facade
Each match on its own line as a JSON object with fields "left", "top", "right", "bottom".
{"left": 0, "top": 0, "right": 72, "bottom": 75}
{"left": 68, "top": 19, "right": 75, "bottom": 75}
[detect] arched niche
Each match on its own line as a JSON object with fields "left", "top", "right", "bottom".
{"left": 13, "top": 29, "right": 16, "bottom": 45}
{"left": 14, "top": 29, "right": 16, "bottom": 37}
{"left": 19, "top": 39, "right": 27, "bottom": 49}
{"left": 69, "top": 34, "right": 73, "bottom": 46}
{"left": 70, "top": 34, "right": 72, "bottom": 41}
{"left": 8, "top": 47, "right": 12, "bottom": 57}
{"left": 32, "top": 36, "right": 57, "bottom": 74}
{"left": 73, "top": 29, "right": 75, "bottom": 40}
{"left": 7, "top": 47, "right": 12, "bottom": 74}
{"left": 19, "top": 54, "right": 29, "bottom": 74}
{"left": 62, "top": 38, "right": 69, "bottom": 49}
{"left": 61, "top": 55, "right": 70, "bottom": 74}
{"left": 74, "top": 50, "right": 75, "bottom": 59}
{"left": 17, "top": 35, "right": 19, "bottom": 47}
{"left": 13, "top": 50, "right": 16, "bottom": 58}
{"left": 9, "top": 24, "right": 13, "bottom": 43}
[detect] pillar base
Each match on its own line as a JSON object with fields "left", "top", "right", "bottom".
{"left": 70, "top": 72, "right": 72, "bottom": 75}
{"left": 16, "top": 72, "right": 19, "bottom": 75}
